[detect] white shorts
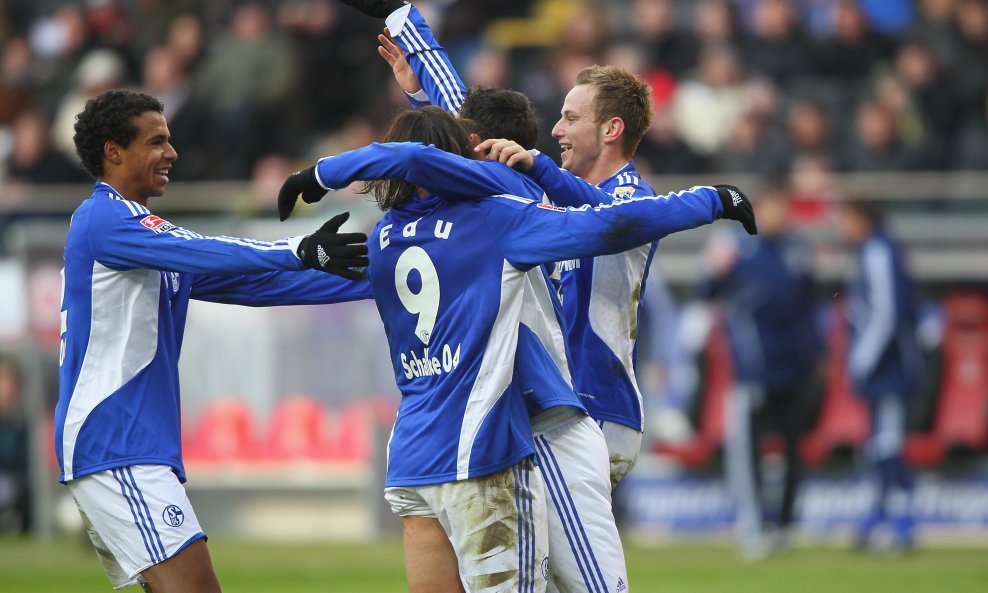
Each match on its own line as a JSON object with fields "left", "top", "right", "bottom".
{"left": 67, "top": 465, "right": 205, "bottom": 589}
{"left": 533, "top": 409, "right": 628, "bottom": 593}
{"left": 599, "top": 420, "right": 643, "bottom": 488}
{"left": 385, "top": 459, "right": 548, "bottom": 593}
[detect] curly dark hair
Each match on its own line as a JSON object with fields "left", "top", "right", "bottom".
{"left": 73, "top": 89, "right": 164, "bottom": 179}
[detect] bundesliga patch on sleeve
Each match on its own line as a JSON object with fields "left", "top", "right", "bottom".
{"left": 140, "top": 215, "right": 177, "bottom": 234}
{"left": 612, "top": 186, "right": 636, "bottom": 198}
{"left": 536, "top": 203, "right": 566, "bottom": 212}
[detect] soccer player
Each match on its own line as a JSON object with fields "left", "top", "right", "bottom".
{"left": 280, "top": 106, "right": 756, "bottom": 592}
{"left": 367, "top": 0, "right": 685, "bottom": 489}
{"left": 838, "top": 199, "right": 921, "bottom": 552}
{"left": 57, "top": 89, "right": 369, "bottom": 593}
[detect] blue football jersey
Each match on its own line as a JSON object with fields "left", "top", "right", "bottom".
{"left": 56, "top": 182, "right": 370, "bottom": 483}
{"left": 316, "top": 146, "right": 723, "bottom": 486}
{"left": 386, "top": 6, "right": 680, "bottom": 431}
{"left": 547, "top": 163, "right": 659, "bottom": 432}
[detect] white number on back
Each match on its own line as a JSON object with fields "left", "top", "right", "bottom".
{"left": 395, "top": 246, "right": 440, "bottom": 345}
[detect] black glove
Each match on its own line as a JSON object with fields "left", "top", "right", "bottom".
{"left": 714, "top": 184, "right": 758, "bottom": 235}
{"left": 337, "top": 0, "right": 405, "bottom": 18}
{"left": 278, "top": 166, "right": 328, "bottom": 221}
{"left": 297, "top": 212, "right": 370, "bottom": 279}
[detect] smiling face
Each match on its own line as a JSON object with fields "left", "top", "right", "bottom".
{"left": 110, "top": 111, "right": 177, "bottom": 203}
{"left": 551, "top": 83, "right": 605, "bottom": 179}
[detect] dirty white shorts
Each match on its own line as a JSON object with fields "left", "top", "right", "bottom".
{"left": 67, "top": 464, "right": 205, "bottom": 589}
{"left": 598, "top": 419, "right": 643, "bottom": 489}
{"left": 385, "top": 458, "right": 548, "bottom": 593}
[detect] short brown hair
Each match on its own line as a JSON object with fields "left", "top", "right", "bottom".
{"left": 575, "top": 65, "right": 653, "bottom": 158}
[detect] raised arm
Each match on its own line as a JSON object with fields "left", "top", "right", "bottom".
{"left": 384, "top": 4, "right": 466, "bottom": 114}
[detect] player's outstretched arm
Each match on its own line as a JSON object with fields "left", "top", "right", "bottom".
{"left": 296, "top": 212, "right": 370, "bottom": 279}
{"left": 90, "top": 198, "right": 367, "bottom": 277}
{"left": 190, "top": 269, "right": 372, "bottom": 306}
{"left": 277, "top": 142, "right": 537, "bottom": 220}
{"left": 522, "top": 151, "right": 758, "bottom": 234}
{"left": 482, "top": 184, "right": 755, "bottom": 270}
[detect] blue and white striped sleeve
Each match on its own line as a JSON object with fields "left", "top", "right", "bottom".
{"left": 849, "top": 240, "right": 897, "bottom": 380}
{"left": 386, "top": 4, "right": 467, "bottom": 114}
{"left": 478, "top": 186, "right": 724, "bottom": 270}
{"left": 87, "top": 198, "right": 306, "bottom": 275}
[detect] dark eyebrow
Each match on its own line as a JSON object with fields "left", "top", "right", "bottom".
{"left": 147, "top": 133, "right": 170, "bottom": 144}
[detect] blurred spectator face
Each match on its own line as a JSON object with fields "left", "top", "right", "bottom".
{"left": 0, "top": 359, "right": 21, "bottom": 418}
{"left": 142, "top": 46, "right": 184, "bottom": 93}
{"left": 232, "top": 4, "right": 270, "bottom": 43}
{"left": 918, "top": 0, "right": 955, "bottom": 21}
{"left": 856, "top": 101, "right": 896, "bottom": 149}
{"left": 695, "top": 0, "right": 735, "bottom": 43}
{"left": 956, "top": 0, "right": 988, "bottom": 40}
{"left": 167, "top": 14, "right": 204, "bottom": 68}
{"left": 728, "top": 112, "right": 762, "bottom": 152}
{"left": 561, "top": 5, "right": 608, "bottom": 55}
{"left": 1, "top": 37, "right": 32, "bottom": 82}
{"left": 896, "top": 43, "right": 937, "bottom": 87}
{"left": 604, "top": 44, "right": 647, "bottom": 75}
{"left": 465, "top": 47, "right": 509, "bottom": 89}
{"left": 632, "top": 0, "right": 675, "bottom": 39}
{"left": 752, "top": 0, "right": 796, "bottom": 40}
{"left": 10, "top": 111, "right": 47, "bottom": 167}
{"left": 698, "top": 46, "right": 740, "bottom": 87}
{"left": 754, "top": 191, "right": 788, "bottom": 237}
{"left": 75, "top": 48, "right": 126, "bottom": 96}
{"left": 833, "top": 0, "right": 869, "bottom": 42}
{"left": 788, "top": 102, "right": 828, "bottom": 150}
{"left": 838, "top": 203, "right": 870, "bottom": 244}
{"left": 552, "top": 83, "right": 604, "bottom": 177}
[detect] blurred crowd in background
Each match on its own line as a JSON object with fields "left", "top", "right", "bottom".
{"left": 0, "top": 0, "right": 986, "bottom": 200}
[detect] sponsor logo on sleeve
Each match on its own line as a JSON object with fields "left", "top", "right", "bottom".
{"left": 613, "top": 186, "right": 636, "bottom": 198}
{"left": 140, "top": 215, "right": 177, "bottom": 234}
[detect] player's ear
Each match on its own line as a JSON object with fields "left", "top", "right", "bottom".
{"left": 104, "top": 140, "right": 123, "bottom": 166}
{"left": 468, "top": 133, "right": 486, "bottom": 160}
{"left": 602, "top": 117, "right": 625, "bottom": 146}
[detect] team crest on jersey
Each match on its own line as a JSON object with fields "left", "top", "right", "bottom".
{"left": 140, "top": 215, "right": 177, "bottom": 234}
{"left": 613, "top": 186, "right": 636, "bottom": 198}
{"left": 536, "top": 203, "right": 566, "bottom": 212}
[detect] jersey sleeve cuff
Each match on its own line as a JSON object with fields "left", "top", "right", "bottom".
{"left": 313, "top": 158, "right": 332, "bottom": 190}
{"left": 286, "top": 235, "right": 306, "bottom": 259}
{"left": 405, "top": 88, "right": 429, "bottom": 102}
{"left": 385, "top": 3, "right": 412, "bottom": 37}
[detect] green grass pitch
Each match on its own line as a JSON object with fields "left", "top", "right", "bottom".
{"left": 1, "top": 536, "right": 985, "bottom": 592}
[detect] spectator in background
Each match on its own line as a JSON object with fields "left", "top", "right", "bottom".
{"left": 703, "top": 189, "right": 821, "bottom": 560}
{"left": 628, "top": 0, "right": 695, "bottom": 77}
{"left": 893, "top": 41, "right": 959, "bottom": 168}
{"left": 141, "top": 44, "right": 211, "bottom": 180}
{"left": 742, "top": 0, "right": 811, "bottom": 86}
{"left": 907, "top": 0, "right": 962, "bottom": 66}
{"left": 953, "top": 0, "right": 988, "bottom": 115}
{"left": 0, "top": 355, "right": 30, "bottom": 534}
{"left": 956, "top": 92, "right": 988, "bottom": 170}
{"left": 717, "top": 110, "right": 774, "bottom": 175}
{"left": 811, "top": 0, "right": 893, "bottom": 97}
{"left": 50, "top": 48, "right": 128, "bottom": 163}
{"left": 195, "top": 2, "right": 298, "bottom": 178}
{"left": 846, "top": 100, "right": 915, "bottom": 171}
{"left": 671, "top": 44, "right": 749, "bottom": 156}
{"left": 838, "top": 199, "right": 921, "bottom": 553}
{"left": 637, "top": 106, "right": 711, "bottom": 174}
{"left": 773, "top": 100, "right": 840, "bottom": 174}
{"left": 6, "top": 108, "right": 88, "bottom": 183}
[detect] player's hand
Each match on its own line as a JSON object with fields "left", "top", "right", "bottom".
{"left": 297, "top": 212, "right": 370, "bottom": 279}
{"left": 378, "top": 29, "right": 422, "bottom": 95}
{"left": 475, "top": 138, "right": 535, "bottom": 172}
{"left": 714, "top": 184, "right": 758, "bottom": 235}
{"left": 278, "top": 166, "right": 327, "bottom": 221}
{"left": 337, "top": 0, "right": 404, "bottom": 18}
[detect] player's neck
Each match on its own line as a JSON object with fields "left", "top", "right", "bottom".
{"left": 581, "top": 154, "right": 631, "bottom": 186}
{"left": 100, "top": 175, "right": 150, "bottom": 208}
